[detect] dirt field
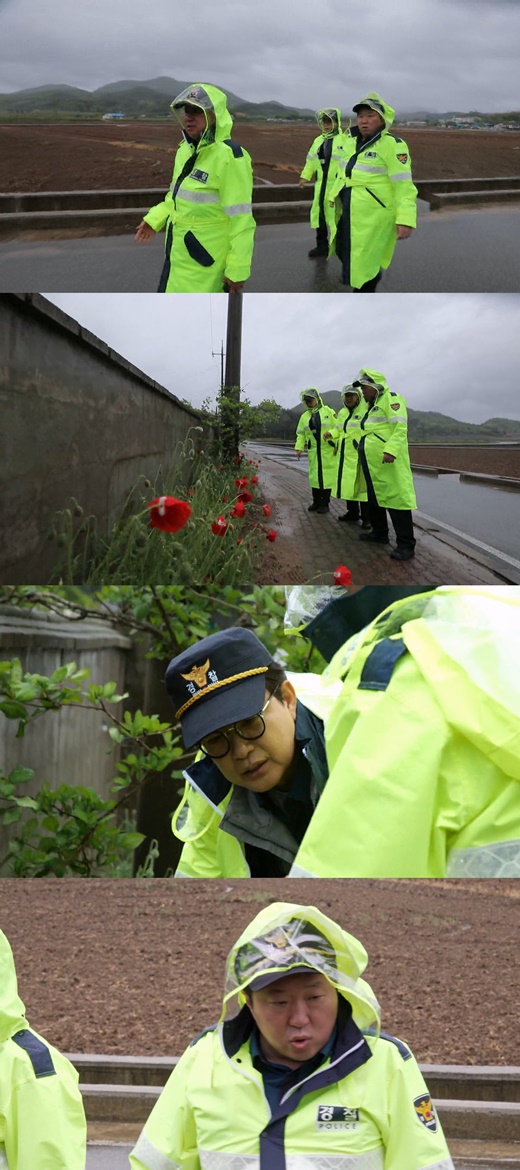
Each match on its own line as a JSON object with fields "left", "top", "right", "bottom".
{"left": 1, "top": 879, "right": 518, "bottom": 1063}
{"left": 2, "top": 121, "right": 520, "bottom": 192}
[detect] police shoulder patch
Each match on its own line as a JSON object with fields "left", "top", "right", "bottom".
{"left": 391, "top": 402, "right": 400, "bottom": 410}
{"left": 396, "top": 153, "right": 408, "bottom": 164}
{"left": 189, "top": 1024, "right": 217, "bottom": 1046}
{"left": 414, "top": 1094, "right": 438, "bottom": 1132}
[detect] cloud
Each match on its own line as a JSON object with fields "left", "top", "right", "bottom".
{"left": 1, "top": 0, "right": 519, "bottom": 110}
{"left": 44, "top": 292, "right": 520, "bottom": 423}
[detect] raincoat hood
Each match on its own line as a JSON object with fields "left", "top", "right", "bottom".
{"left": 353, "top": 368, "right": 390, "bottom": 399}
{"left": 300, "top": 388, "right": 325, "bottom": 410}
{"left": 0, "top": 930, "right": 27, "bottom": 1041}
{"left": 341, "top": 383, "right": 362, "bottom": 405}
{"left": 221, "top": 902, "right": 381, "bottom": 1034}
{"left": 171, "top": 82, "right": 233, "bottom": 144}
{"left": 353, "top": 92, "right": 395, "bottom": 130}
{"left": 316, "top": 107, "right": 342, "bottom": 137}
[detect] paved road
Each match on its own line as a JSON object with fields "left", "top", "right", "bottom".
{"left": 1, "top": 202, "right": 519, "bottom": 292}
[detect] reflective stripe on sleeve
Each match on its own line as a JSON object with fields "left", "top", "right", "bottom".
{"left": 420, "top": 1160, "right": 455, "bottom": 1170}
{"left": 223, "top": 202, "right": 253, "bottom": 217}
{"left": 383, "top": 414, "right": 407, "bottom": 424}
{"left": 446, "top": 838, "right": 520, "bottom": 877}
{"left": 306, "top": 151, "right": 319, "bottom": 161}
{"left": 354, "top": 163, "right": 387, "bottom": 174}
{"left": 390, "top": 172, "right": 413, "bottom": 181}
{"left": 131, "top": 1132, "right": 181, "bottom": 1170}
{"left": 175, "top": 189, "right": 221, "bottom": 204}
{"left": 288, "top": 862, "right": 316, "bottom": 877}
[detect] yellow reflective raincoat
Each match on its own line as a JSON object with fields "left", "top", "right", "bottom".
{"left": 0, "top": 931, "right": 86, "bottom": 1170}
{"left": 329, "top": 92, "right": 418, "bottom": 288}
{"left": 294, "top": 389, "right": 338, "bottom": 491}
{"left": 143, "top": 83, "right": 255, "bottom": 292}
{"left": 353, "top": 369, "right": 417, "bottom": 509}
{"left": 130, "top": 902, "right": 454, "bottom": 1170}
{"left": 330, "top": 389, "right": 368, "bottom": 501}
{"left": 300, "top": 108, "right": 349, "bottom": 231}
{"left": 290, "top": 586, "right": 520, "bottom": 878}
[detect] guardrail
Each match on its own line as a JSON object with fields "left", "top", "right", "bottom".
{"left": 1, "top": 178, "right": 519, "bottom": 237}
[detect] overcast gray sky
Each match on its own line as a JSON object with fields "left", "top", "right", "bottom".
{"left": 1, "top": 0, "right": 519, "bottom": 111}
{"left": 45, "top": 293, "right": 520, "bottom": 423}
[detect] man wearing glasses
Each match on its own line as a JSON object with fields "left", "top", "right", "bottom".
{"left": 165, "top": 628, "right": 338, "bottom": 877}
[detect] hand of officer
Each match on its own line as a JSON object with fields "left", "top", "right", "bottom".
{"left": 396, "top": 225, "right": 414, "bottom": 240}
{"left": 296, "top": 451, "right": 302, "bottom": 460}
{"left": 224, "top": 279, "right": 245, "bottom": 292}
{"left": 134, "top": 221, "right": 156, "bottom": 243}
{"left": 382, "top": 453, "right": 396, "bottom": 462}
{"left": 299, "top": 178, "right": 308, "bottom": 187}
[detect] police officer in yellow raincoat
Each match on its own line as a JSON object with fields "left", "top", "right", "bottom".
{"left": 295, "top": 389, "right": 338, "bottom": 513}
{"left": 0, "top": 930, "right": 86, "bottom": 1170}
{"left": 326, "top": 384, "right": 370, "bottom": 526}
{"left": 353, "top": 368, "right": 416, "bottom": 560}
{"left": 299, "top": 108, "right": 349, "bottom": 257}
{"left": 288, "top": 585, "right": 520, "bottom": 879}
{"left": 329, "top": 92, "right": 417, "bottom": 290}
{"left": 130, "top": 902, "right": 454, "bottom": 1170}
{"left": 135, "top": 83, "right": 255, "bottom": 292}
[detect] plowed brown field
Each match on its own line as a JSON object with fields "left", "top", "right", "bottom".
{"left": 1, "top": 121, "right": 520, "bottom": 192}
{"left": 1, "top": 878, "right": 518, "bottom": 1063}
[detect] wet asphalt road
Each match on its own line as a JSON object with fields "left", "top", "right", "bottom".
{"left": 1, "top": 201, "right": 519, "bottom": 292}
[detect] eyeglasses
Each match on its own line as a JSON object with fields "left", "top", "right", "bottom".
{"left": 199, "top": 686, "right": 280, "bottom": 759}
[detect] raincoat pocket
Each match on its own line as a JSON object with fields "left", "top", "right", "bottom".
{"left": 366, "top": 188, "right": 386, "bottom": 209}
{"left": 184, "top": 231, "right": 215, "bottom": 267}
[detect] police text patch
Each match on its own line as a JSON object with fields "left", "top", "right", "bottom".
{"left": 413, "top": 1095, "right": 437, "bottom": 1132}
{"left": 316, "top": 1106, "right": 360, "bottom": 1131}
{"left": 192, "top": 169, "right": 209, "bottom": 183}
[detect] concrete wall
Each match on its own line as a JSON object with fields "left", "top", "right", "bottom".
{"left": 0, "top": 294, "right": 211, "bottom": 582}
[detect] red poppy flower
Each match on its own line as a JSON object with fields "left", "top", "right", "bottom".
{"left": 148, "top": 496, "right": 192, "bottom": 533}
{"left": 262, "top": 504, "right": 271, "bottom": 517}
{"left": 237, "top": 538, "right": 243, "bottom": 545}
{"left": 211, "top": 515, "right": 229, "bottom": 537}
{"left": 235, "top": 477, "right": 248, "bottom": 488}
{"left": 250, "top": 476, "right": 259, "bottom": 484}
{"left": 333, "top": 564, "right": 352, "bottom": 585}
{"left": 238, "top": 490, "right": 254, "bottom": 504}
{"left": 266, "top": 530, "right": 277, "bottom": 542}
{"left": 222, "top": 495, "right": 229, "bottom": 502}
{"left": 231, "top": 501, "right": 246, "bottom": 518}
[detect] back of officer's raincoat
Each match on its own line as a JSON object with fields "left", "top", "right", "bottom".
{"left": 130, "top": 902, "right": 454, "bottom": 1170}
{"left": 353, "top": 369, "right": 417, "bottom": 509}
{"left": 294, "top": 389, "right": 338, "bottom": 490}
{"left": 144, "top": 83, "right": 255, "bottom": 292}
{"left": 290, "top": 586, "right": 520, "bottom": 878}
{"left": 300, "top": 109, "right": 349, "bottom": 230}
{"left": 0, "top": 931, "right": 86, "bottom": 1170}
{"left": 330, "top": 397, "right": 368, "bottom": 501}
{"left": 329, "top": 92, "right": 418, "bottom": 288}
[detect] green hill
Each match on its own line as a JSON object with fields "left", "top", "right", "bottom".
{"left": 0, "top": 78, "right": 314, "bottom": 120}
{"left": 260, "top": 397, "right": 520, "bottom": 443}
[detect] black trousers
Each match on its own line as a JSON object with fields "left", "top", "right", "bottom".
{"left": 352, "top": 270, "right": 382, "bottom": 293}
{"left": 368, "top": 504, "right": 416, "bottom": 550}
{"left": 345, "top": 499, "right": 371, "bottom": 522}
{"left": 311, "top": 487, "right": 331, "bottom": 507}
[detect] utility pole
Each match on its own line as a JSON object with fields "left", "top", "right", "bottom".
{"left": 220, "top": 292, "right": 243, "bottom": 460}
